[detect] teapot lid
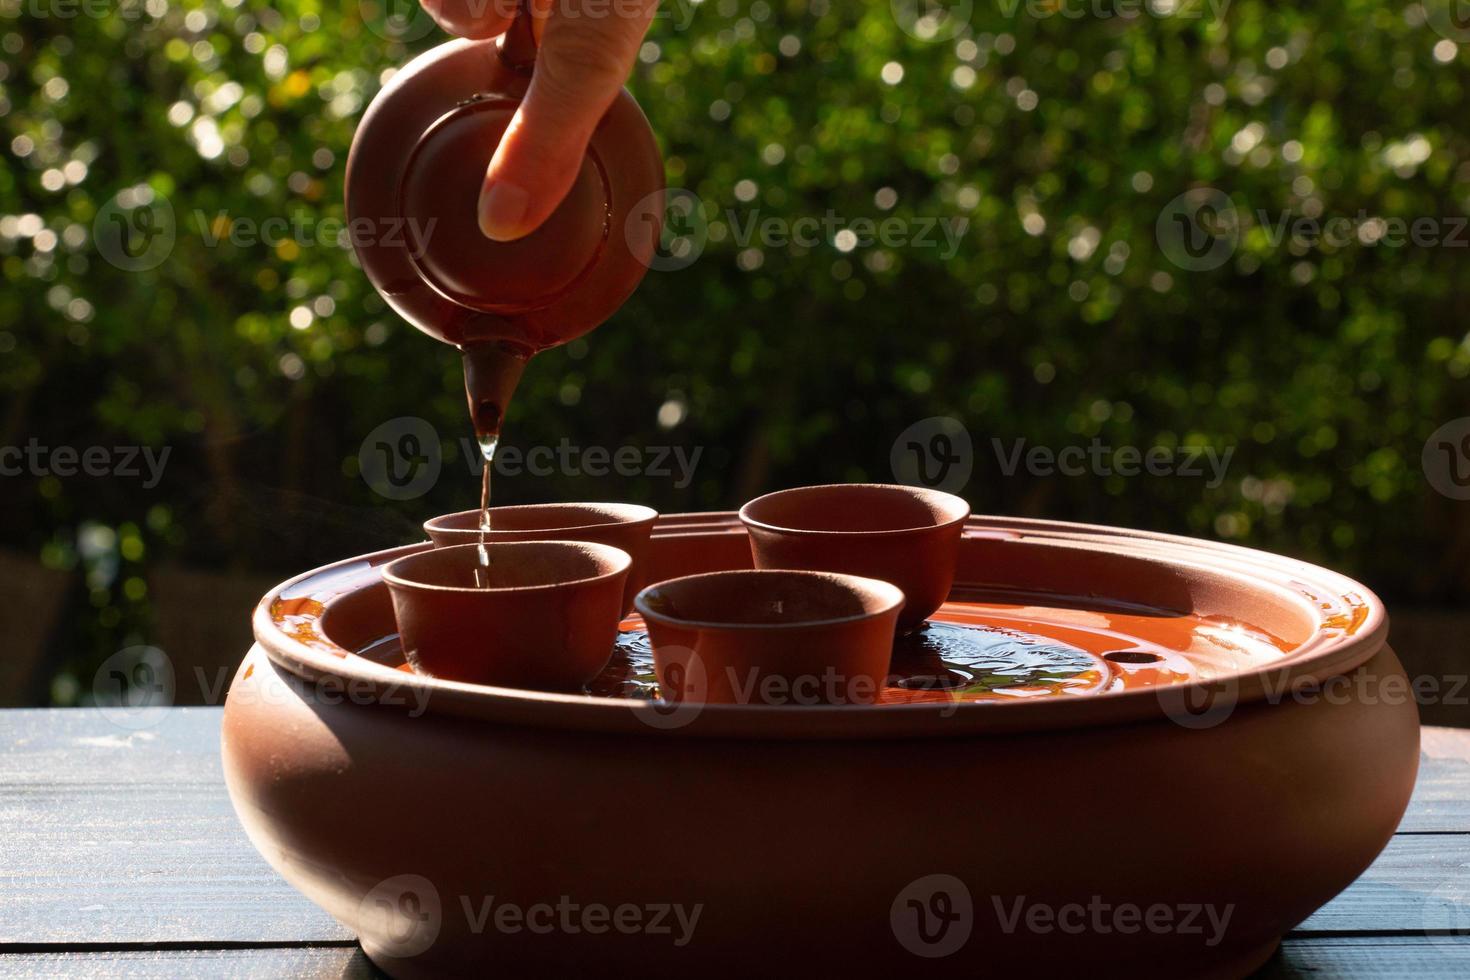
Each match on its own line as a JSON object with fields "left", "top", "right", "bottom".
{"left": 345, "top": 11, "right": 663, "bottom": 352}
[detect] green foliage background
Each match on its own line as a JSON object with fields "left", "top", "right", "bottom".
{"left": 2, "top": 0, "right": 1468, "bottom": 697}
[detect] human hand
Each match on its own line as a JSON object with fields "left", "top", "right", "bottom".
{"left": 420, "top": 0, "right": 659, "bottom": 241}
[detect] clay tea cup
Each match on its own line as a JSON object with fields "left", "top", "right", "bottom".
{"left": 738, "top": 484, "right": 970, "bottom": 629}
{"left": 383, "top": 541, "right": 630, "bottom": 690}
{"left": 634, "top": 569, "right": 904, "bottom": 705}
{"left": 424, "top": 503, "right": 657, "bottom": 614}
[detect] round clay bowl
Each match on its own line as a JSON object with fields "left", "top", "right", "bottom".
{"left": 383, "top": 541, "right": 629, "bottom": 690}
{"left": 225, "top": 512, "right": 1419, "bottom": 978}
{"left": 635, "top": 569, "right": 904, "bottom": 705}
{"left": 424, "top": 503, "right": 657, "bottom": 614}
{"left": 740, "top": 484, "right": 971, "bottom": 629}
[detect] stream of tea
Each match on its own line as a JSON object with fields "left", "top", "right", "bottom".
{"left": 463, "top": 340, "right": 532, "bottom": 588}
{"left": 474, "top": 434, "right": 499, "bottom": 587}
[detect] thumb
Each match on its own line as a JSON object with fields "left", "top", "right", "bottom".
{"left": 419, "top": 0, "right": 517, "bottom": 39}
{"left": 478, "top": 0, "right": 658, "bottom": 241}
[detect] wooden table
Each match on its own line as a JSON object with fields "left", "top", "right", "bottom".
{"left": 2, "top": 709, "right": 1469, "bottom": 977}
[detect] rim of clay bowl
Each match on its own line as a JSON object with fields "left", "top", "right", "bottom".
{"left": 383, "top": 540, "right": 631, "bottom": 594}
{"left": 739, "top": 483, "right": 970, "bottom": 537}
{"left": 250, "top": 511, "right": 1388, "bottom": 740}
{"left": 634, "top": 569, "right": 905, "bottom": 632}
{"left": 425, "top": 502, "right": 658, "bottom": 538}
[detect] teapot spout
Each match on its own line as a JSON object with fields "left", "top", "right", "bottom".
{"left": 462, "top": 340, "right": 531, "bottom": 438}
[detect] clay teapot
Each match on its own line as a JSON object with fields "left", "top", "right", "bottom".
{"left": 345, "top": 2, "right": 664, "bottom": 432}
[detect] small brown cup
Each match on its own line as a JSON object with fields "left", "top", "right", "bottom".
{"left": 635, "top": 569, "right": 904, "bottom": 705}
{"left": 424, "top": 503, "right": 657, "bottom": 614}
{"left": 383, "top": 541, "right": 630, "bottom": 690}
{"left": 738, "top": 484, "right": 970, "bottom": 629}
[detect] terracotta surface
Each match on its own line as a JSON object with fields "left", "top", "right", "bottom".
{"left": 740, "top": 484, "right": 970, "bottom": 629}
{"left": 224, "top": 513, "right": 1420, "bottom": 977}
{"left": 344, "top": 18, "right": 663, "bottom": 353}
{"left": 424, "top": 503, "right": 656, "bottom": 614}
{"left": 635, "top": 569, "right": 903, "bottom": 704}
{"left": 383, "top": 540, "right": 629, "bottom": 690}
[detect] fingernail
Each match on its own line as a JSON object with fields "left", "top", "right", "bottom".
{"left": 479, "top": 180, "right": 529, "bottom": 241}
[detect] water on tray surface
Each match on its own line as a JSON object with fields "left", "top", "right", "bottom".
{"left": 583, "top": 598, "right": 1289, "bottom": 703}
